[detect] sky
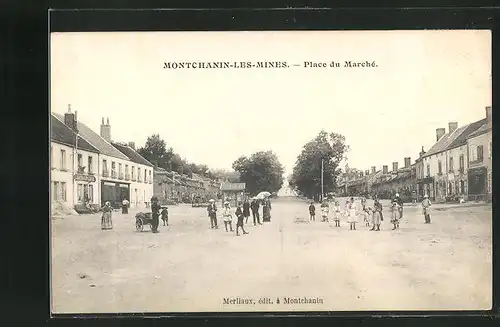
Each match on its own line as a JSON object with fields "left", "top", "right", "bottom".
{"left": 51, "top": 30, "right": 491, "bottom": 176}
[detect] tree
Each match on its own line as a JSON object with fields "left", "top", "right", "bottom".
{"left": 137, "top": 134, "right": 174, "bottom": 170}
{"left": 232, "top": 151, "right": 284, "bottom": 195}
{"left": 290, "top": 130, "right": 349, "bottom": 201}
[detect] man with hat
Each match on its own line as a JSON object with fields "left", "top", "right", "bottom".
{"left": 421, "top": 194, "right": 432, "bottom": 224}
{"left": 207, "top": 199, "right": 218, "bottom": 229}
{"left": 150, "top": 196, "right": 161, "bottom": 233}
{"left": 250, "top": 197, "right": 262, "bottom": 226}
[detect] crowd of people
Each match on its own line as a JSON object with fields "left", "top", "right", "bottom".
{"left": 307, "top": 193, "right": 433, "bottom": 231}
{"left": 207, "top": 197, "right": 272, "bottom": 236}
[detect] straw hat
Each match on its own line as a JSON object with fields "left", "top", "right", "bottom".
{"left": 424, "top": 194, "right": 429, "bottom": 198}
{"left": 395, "top": 193, "right": 400, "bottom": 197}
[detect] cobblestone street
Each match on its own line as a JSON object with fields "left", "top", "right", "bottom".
{"left": 51, "top": 197, "right": 492, "bottom": 313}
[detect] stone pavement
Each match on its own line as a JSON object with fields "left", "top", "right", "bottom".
{"left": 51, "top": 197, "right": 492, "bottom": 313}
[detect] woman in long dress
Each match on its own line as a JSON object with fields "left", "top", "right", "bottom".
{"left": 101, "top": 201, "right": 113, "bottom": 230}
{"left": 262, "top": 199, "right": 271, "bottom": 222}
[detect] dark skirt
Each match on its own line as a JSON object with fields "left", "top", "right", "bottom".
{"left": 237, "top": 216, "right": 244, "bottom": 227}
{"left": 263, "top": 207, "right": 271, "bottom": 222}
{"left": 122, "top": 205, "right": 128, "bottom": 214}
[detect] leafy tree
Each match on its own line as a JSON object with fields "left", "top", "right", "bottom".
{"left": 232, "top": 151, "right": 284, "bottom": 195}
{"left": 290, "top": 130, "right": 349, "bottom": 201}
{"left": 137, "top": 134, "right": 174, "bottom": 169}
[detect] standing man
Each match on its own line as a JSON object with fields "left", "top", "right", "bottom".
{"left": 151, "top": 196, "right": 161, "bottom": 233}
{"left": 235, "top": 202, "right": 249, "bottom": 236}
{"left": 243, "top": 198, "right": 251, "bottom": 224}
{"left": 122, "top": 198, "right": 129, "bottom": 214}
{"left": 393, "top": 193, "right": 404, "bottom": 219}
{"left": 207, "top": 199, "right": 218, "bottom": 229}
{"left": 251, "top": 198, "right": 262, "bottom": 226}
{"left": 422, "top": 194, "right": 432, "bottom": 223}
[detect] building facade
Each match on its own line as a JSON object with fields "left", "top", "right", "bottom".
{"left": 467, "top": 107, "right": 492, "bottom": 201}
{"left": 52, "top": 108, "right": 154, "bottom": 209}
{"left": 51, "top": 114, "right": 100, "bottom": 208}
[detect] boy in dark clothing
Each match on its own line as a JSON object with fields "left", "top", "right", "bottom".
{"left": 161, "top": 206, "right": 169, "bottom": 226}
{"left": 235, "top": 202, "right": 249, "bottom": 236}
{"left": 309, "top": 202, "right": 316, "bottom": 221}
{"left": 151, "top": 197, "right": 161, "bottom": 233}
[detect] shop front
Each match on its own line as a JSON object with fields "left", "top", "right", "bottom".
{"left": 101, "top": 180, "right": 130, "bottom": 209}
{"left": 74, "top": 173, "right": 97, "bottom": 205}
{"left": 468, "top": 166, "right": 487, "bottom": 201}
{"left": 417, "top": 177, "right": 435, "bottom": 201}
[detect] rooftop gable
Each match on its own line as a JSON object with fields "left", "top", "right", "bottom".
{"left": 447, "top": 118, "right": 487, "bottom": 149}
{"left": 112, "top": 142, "right": 154, "bottom": 167}
{"left": 52, "top": 112, "right": 130, "bottom": 161}
{"left": 50, "top": 115, "right": 99, "bottom": 153}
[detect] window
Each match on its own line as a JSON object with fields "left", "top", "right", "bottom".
{"left": 470, "top": 146, "right": 477, "bottom": 162}
{"left": 111, "top": 162, "right": 116, "bottom": 178}
{"left": 149, "top": 170, "right": 152, "bottom": 183}
{"left": 438, "top": 161, "right": 442, "bottom": 175}
{"left": 61, "top": 182, "right": 67, "bottom": 201}
{"left": 119, "top": 163, "right": 123, "bottom": 179}
{"left": 426, "top": 164, "right": 430, "bottom": 177}
{"left": 77, "top": 153, "right": 83, "bottom": 168}
{"left": 53, "top": 182, "right": 59, "bottom": 201}
{"left": 449, "top": 157, "right": 454, "bottom": 172}
{"left": 144, "top": 169, "right": 147, "bottom": 183}
{"left": 138, "top": 168, "right": 141, "bottom": 181}
{"left": 459, "top": 155, "right": 464, "bottom": 172}
{"left": 477, "top": 145, "right": 484, "bottom": 162}
{"left": 60, "top": 150, "right": 66, "bottom": 170}
{"left": 125, "top": 165, "right": 129, "bottom": 180}
{"left": 132, "top": 166, "right": 135, "bottom": 180}
{"left": 460, "top": 180, "right": 465, "bottom": 194}
{"left": 103, "top": 159, "right": 108, "bottom": 173}
{"left": 448, "top": 182, "right": 453, "bottom": 195}
{"left": 88, "top": 156, "right": 93, "bottom": 174}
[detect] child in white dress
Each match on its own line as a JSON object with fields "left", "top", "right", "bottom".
{"left": 333, "top": 200, "right": 341, "bottom": 227}
{"left": 222, "top": 201, "right": 234, "bottom": 232}
{"left": 347, "top": 198, "right": 358, "bottom": 230}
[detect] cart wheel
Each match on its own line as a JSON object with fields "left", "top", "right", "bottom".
{"left": 136, "top": 218, "right": 144, "bottom": 232}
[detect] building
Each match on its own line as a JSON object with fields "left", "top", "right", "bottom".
{"left": 111, "top": 142, "right": 154, "bottom": 207}
{"left": 415, "top": 147, "right": 429, "bottom": 200}
{"left": 421, "top": 117, "right": 486, "bottom": 203}
{"left": 467, "top": 106, "right": 492, "bottom": 202}
{"left": 50, "top": 114, "right": 99, "bottom": 208}
{"left": 220, "top": 182, "right": 246, "bottom": 207}
{"left": 370, "top": 158, "right": 416, "bottom": 201}
{"left": 52, "top": 108, "right": 154, "bottom": 209}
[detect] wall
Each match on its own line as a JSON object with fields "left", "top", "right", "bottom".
{"left": 445, "top": 145, "right": 468, "bottom": 198}
{"left": 99, "top": 154, "right": 154, "bottom": 207}
{"left": 423, "top": 152, "right": 447, "bottom": 202}
{"left": 467, "top": 130, "right": 492, "bottom": 199}
{"left": 50, "top": 142, "right": 74, "bottom": 205}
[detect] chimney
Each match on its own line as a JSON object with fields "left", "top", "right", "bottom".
{"left": 419, "top": 146, "right": 426, "bottom": 158}
{"left": 383, "top": 165, "right": 388, "bottom": 174}
{"left": 63, "top": 104, "right": 78, "bottom": 132}
{"left": 448, "top": 122, "right": 458, "bottom": 134}
{"left": 100, "top": 117, "right": 111, "bottom": 142}
{"left": 486, "top": 106, "right": 492, "bottom": 122}
{"left": 371, "top": 166, "right": 376, "bottom": 174}
{"left": 392, "top": 162, "right": 398, "bottom": 172}
{"left": 404, "top": 157, "right": 411, "bottom": 168}
{"left": 436, "top": 128, "right": 446, "bottom": 142}
{"left": 128, "top": 142, "right": 136, "bottom": 150}
{"left": 365, "top": 170, "right": 370, "bottom": 176}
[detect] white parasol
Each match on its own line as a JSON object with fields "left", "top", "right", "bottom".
{"left": 255, "top": 191, "right": 271, "bottom": 200}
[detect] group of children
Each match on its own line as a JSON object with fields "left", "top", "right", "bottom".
{"left": 308, "top": 197, "right": 402, "bottom": 231}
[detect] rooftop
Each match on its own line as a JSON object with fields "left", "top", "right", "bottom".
{"left": 50, "top": 115, "right": 99, "bottom": 153}
{"left": 467, "top": 120, "right": 492, "bottom": 139}
{"left": 112, "top": 142, "right": 153, "bottom": 167}
{"left": 52, "top": 112, "right": 130, "bottom": 160}
{"left": 220, "top": 182, "right": 246, "bottom": 191}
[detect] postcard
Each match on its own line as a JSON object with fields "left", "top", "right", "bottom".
{"left": 50, "top": 30, "right": 492, "bottom": 314}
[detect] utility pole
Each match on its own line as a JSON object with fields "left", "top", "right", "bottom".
{"left": 321, "top": 159, "right": 324, "bottom": 202}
